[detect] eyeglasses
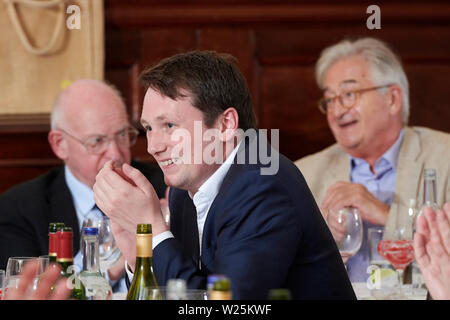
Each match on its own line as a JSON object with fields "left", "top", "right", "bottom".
{"left": 318, "top": 84, "right": 393, "bottom": 114}
{"left": 58, "top": 126, "right": 139, "bottom": 155}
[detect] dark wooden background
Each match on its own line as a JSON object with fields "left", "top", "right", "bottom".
{"left": 1, "top": 0, "right": 450, "bottom": 193}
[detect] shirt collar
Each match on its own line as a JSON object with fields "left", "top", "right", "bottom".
{"left": 64, "top": 166, "right": 95, "bottom": 215}
{"left": 350, "top": 128, "right": 405, "bottom": 171}
{"left": 192, "top": 141, "right": 242, "bottom": 209}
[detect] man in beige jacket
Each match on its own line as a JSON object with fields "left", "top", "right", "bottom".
{"left": 295, "top": 37, "right": 450, "bottom": 282}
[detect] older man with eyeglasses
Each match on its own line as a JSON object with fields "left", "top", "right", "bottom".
{"left": 295, "top": 37, "right": 450, "bottom": 283}
{"left": 0, "top": 79, "right": 167, "bottom": 294}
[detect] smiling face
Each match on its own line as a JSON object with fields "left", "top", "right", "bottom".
{"left": 322, "top": 55, "right": 402, "bottom": 161}
{"left": 141, "top": 87, "right": 221, "bottom": 195}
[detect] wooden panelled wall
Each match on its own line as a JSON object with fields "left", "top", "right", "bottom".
{"left": 1, "top": 0, "right": 450, "bottom": 193}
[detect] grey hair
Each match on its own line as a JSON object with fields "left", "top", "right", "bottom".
{"left": 50, "top": 80, "right": 126, "bottom": 129}
{"left": 315, "top": 37, "right": 410, "bottom": 125}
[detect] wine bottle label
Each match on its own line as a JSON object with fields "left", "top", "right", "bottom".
{"left": 136, "top": 233, "right": 153, "bottom": 257}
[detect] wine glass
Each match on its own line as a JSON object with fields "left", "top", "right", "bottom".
{"left": 377, "top": 221, "right": 414, "bottom": 299}
{"left": 327, "top": 207, "right": 363, "bottom": 260}
{"left": 5, "top": 257, "right": 41, "bottom": 293}
{"left": 82, "top": 212, "right": 122, "bottom": 273}
{"left": 38, "top": 255, "right": 49, "bottom": 274}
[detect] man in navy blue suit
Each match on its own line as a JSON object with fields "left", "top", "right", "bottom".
{"left": 93, "top": 51, "right": 356, "bottom": 299}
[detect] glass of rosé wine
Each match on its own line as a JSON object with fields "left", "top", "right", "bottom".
{"left": 377, "top": 220, "right": 414, "bottom": 299}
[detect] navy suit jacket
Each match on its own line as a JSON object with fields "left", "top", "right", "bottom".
{"left": 153, "top": 132, "right": 356, "bottom": 299}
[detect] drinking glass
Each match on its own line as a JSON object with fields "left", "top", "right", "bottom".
{"left": 5, "top": 257, "right": 40, "bottom": 293}
{"left": 82, "top": 212, "right": 122, "bottom": 273}
{"left": 38, "top": 255, "right": 49, "bottom": 274}
{"left": 368, "top": 227, "right": 391, "bottom": 268}
{"left": 327, "top": 207, "right": 363, "bottom": 259}
{"left": 377, "top": 221, "right": 414, "bottom": 299}
{"left": 367, "top": 227, "right": 397, "bottom": 299}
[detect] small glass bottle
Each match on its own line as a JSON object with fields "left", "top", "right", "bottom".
{"left": 416, "top": 168, "right": 439, "bottom": 224}
{"left": 126, "top": 224, "right": 161, "bottom": 300}
{"left": 79, "top": 227, "right": 112, "bottom": 300}
{"left": 57, "top": 227, "right": 86, "bottom": 300}
{"left": 412, "top": 168, "right": 439, "bottom": 295}
{"left": 48, "top": 222, "right": 65, "bottom": 263}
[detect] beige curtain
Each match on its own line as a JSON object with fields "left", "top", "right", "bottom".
{"left": 0, "top": 0, "right": 104, "bottom": 116}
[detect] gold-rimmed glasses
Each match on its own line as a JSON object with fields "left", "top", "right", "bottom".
{"left": 58, "top": 126, "right": 139, "bottom": 155}
{"left": 318, "top": 84, "right": 393, "bottom": 114}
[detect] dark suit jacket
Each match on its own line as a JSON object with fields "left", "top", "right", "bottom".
{"left": 0, "top": 161, "right": 166, "bottom": 270}
{"left": 153, "top": 132, "right": 356, "bottom": 299}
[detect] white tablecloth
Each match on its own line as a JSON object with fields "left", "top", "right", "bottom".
{"left": 352, "top": 282, "right": 427, "bottom": 300}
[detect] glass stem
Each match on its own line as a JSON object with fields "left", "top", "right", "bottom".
{"left": 396, "top": 269, "right": 404, "bottom": 295}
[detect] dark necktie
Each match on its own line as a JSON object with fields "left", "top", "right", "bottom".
{"left": 182, "top": 197, "right": 200, "bottom": 264}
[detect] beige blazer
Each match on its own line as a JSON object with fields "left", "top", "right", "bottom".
{"left": 295, "top": 126, "right": 450, "bottom": 238}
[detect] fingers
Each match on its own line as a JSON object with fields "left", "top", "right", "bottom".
{"left": 4, "top": 259, "right": 39, "bottom": 300}
{"left": 414, "top": 232, "right": 430, "bottom": 270}
{"left": 4, "top": 261, "right": 69, "bottom": 300}
{"left": 30, "top": 264, "right": 62, "bottom": 299}
{"left": 436, "top": 203, "right": 450, "bottom": 255}
{"left": 424, "top": 208, "right": 447, "bottom": 257}
{"left": 320, "top": 182, "right": 362, "bottom": 217}
{"left": 327, "top": 211, "right": 347, "bottom": 241}
{"left": 49, "top": 277, "right": 71, "bottom": 300}
{"left": 435, "top": 208, "right": 450, "bottom": 256}
{"left": 442, "top": 202, "right": 450, "bottom": 221}
{"left": 122, "top": 163, "right": 153, "bottom": 196}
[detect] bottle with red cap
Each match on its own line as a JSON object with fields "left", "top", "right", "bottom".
{"left": 48, "top": 222, "right": 65, "bottom": 263}
{"left": 57, "top": 227, "right": 86, "bottom": 300}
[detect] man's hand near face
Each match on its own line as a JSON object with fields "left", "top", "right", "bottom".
{"left": 93, "top": 160, "right": 168, "bottom": 270}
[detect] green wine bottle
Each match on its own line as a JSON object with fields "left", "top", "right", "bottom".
{"left": 126, "top": 224, "right": 161, "bottom": 300}
{"left": 48, "top": 222, "right": 65, "bottom": 263}
{"left": 56, "top": 227, "right": 86, "bottom": 300}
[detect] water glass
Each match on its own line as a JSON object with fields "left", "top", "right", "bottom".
{"left": 38, "top": 255, "right": 49, "bottom": 273}
{"left": 368, "top": 227, "right": 391, "bottom": 268}
{"left": 6, "top": 257, "right": 40, "bottom": 292}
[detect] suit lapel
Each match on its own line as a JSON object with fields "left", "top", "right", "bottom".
{"left": 395, "top": 127, "right": 423, "bottom": 204}
{"left": 46, "top": 167, "right": 80, "bottom": 254}
{"left": 316, "top": 147, "right": 350, "bottom": 205}
{"left": 385, "top": 127, "right": 423, "bottom": 237}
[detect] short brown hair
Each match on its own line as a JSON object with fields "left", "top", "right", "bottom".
{"left": 139, "top": 51, "right": 257, "bottom": 130}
